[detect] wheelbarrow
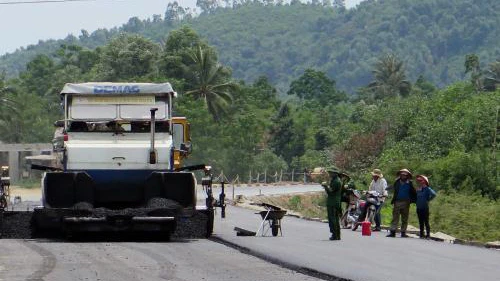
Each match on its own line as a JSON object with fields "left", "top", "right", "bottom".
{"left": 256, "top": 203, "right": 286, "bottom": 237}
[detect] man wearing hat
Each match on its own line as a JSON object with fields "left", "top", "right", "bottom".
{"left": 368, "top": 169, "right": 388, "bottom": 231}
{"left": 387, "top": 169, "right": 417, "bottom": 238}
{"left": 351, "top": 168, "right": 388, "bottom": 231}
{"left": 322, "top": 166, "right": 342, "bottom": 240}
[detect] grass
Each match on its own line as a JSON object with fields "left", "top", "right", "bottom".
{"left": 12, "top": 178, "right": 41, "bottom": 189}
{"left": 252, "top": 192, "right": 328, "bottom": 220}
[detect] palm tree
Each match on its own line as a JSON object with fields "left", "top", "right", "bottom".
{"left": 184, "top": 46, "right": 238, "bottom": 121}
{"left": 368, "top": 54, "right": 411, "bottom": 99}
{"left": 0, "top": 78, "right": 19, "bottom": 142}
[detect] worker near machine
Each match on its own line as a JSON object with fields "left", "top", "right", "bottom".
{"left": 387, "top": 169, "right": 416, "bottom": 238}
{"left": 322, "top": 166, "right": 342, "bottom": 241}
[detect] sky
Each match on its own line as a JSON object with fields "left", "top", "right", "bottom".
{"left": 0, "top": 0, "right": 364, "bottom": 56}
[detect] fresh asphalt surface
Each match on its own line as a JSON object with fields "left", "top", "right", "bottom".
{"left": 1, "top": 184, "right": 499, "bottom": 281}
{"left": 214, "top": 205, "right": 499, "bottom": 281}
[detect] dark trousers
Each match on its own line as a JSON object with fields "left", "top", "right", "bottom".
{"left": 374, "top": 203, "right": 382, "bottom": 228}
{"left": 327, "top": 205, "right": 341, "bottom": 239}
{"left": 417, "top": 208, "right": 430, "bottom": 237}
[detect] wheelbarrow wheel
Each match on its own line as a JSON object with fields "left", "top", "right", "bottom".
{"left": 271, "top": 219, "right": 279, "bottom": 236}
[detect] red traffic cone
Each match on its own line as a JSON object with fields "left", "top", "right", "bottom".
{"left": 362, "top": 221, "right": 372, "bottom": 236}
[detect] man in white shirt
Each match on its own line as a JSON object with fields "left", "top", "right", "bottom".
{"left": 369, "top": 169, "right": 388, "bottom": 231}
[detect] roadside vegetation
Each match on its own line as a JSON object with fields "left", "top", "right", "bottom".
{"left": 253, "top": 191, "right": 500, "bottom": 243}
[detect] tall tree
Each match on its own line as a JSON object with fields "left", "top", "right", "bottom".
{"left": 19, "top": 55, "right": 56, "bottom": 98}
{"left": 464, "top": 54, "right": 482, "bottom": 92}
{"left": 368, "top": 54, "right": 411, "bottom": 99}
{"left": 483, "top": 59, "right": 500, "bottom": 91}
{"left": 94, "top": 34, "right": 160, "bottom": 81}
{"left": 269, "top": 104, "right": 304, "bottom": 164}
{"left": 287, "top": 68, "right": 346, "bottom": 105}
{"left": 184, "top": 46, "right": 238, "bottom": 121}
{"left": 196, "top": 0, "right": 220, "bottom": 14}
{"left": 160, "top": 26, "right": 210, "bottom": 80}
{"left": 0, "top": 76, "right": 15, "bottom": 111}
{"left": 0, "top": 77, "right": 20, "bottom": 142}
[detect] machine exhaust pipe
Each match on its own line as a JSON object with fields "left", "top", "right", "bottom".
{"left": 149, "top": 108, "right": 158, "bottom": 164}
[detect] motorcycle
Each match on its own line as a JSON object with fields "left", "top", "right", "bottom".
{"left": 363, "top": 190, "right": 382, "bottom": 226}
{"left": 340, "top": 188, "right": 362, "bottom": 229}
{"left": 350, "top": 190, "right": 382, "bottom": 231}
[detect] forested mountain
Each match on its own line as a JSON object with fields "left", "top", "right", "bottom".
{"left": 1, "top": 0, "right": 499, "bottom": 92}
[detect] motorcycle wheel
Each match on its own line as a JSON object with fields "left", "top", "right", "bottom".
{"left": 367, "top": 208, "right": 375, "bottom": 225}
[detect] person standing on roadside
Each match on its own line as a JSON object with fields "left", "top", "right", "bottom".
{"left": 322, "top": 167, "right": 342, "bottom": 241}
{"left": 387, "top": 169, "right": 416, "bottom": 238}
{"left": 339, "top": 172, "right": 355, "bottom": 210}
{"left": 368, "top": 169, "right": 388, "bottom": 231}
{"left": 415, "top": 175, "right": 436, "bottom": 239}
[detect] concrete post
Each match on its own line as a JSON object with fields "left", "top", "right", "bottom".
{"left": 8, "top": 151, "right": 20, "bottom": 183}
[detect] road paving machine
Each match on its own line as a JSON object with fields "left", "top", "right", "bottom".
{"left": 1, "top": 82, "right": 225, "bottom": 239}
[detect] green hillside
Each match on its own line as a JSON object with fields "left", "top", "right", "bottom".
{"left": 1, "top": 0, "right": 499, "bottom": 92}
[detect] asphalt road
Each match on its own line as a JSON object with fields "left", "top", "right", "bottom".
{"left": 0, "top": 185, "right": 324, "bottom": 281}
{"left": 0, "top": 238, "right": 324, "bottom": 281}
{"left": 213, "top": 205, "right": 500, "bottom": 281}
{"left": 2, "top": 184, "right": 498, "bottom": 281}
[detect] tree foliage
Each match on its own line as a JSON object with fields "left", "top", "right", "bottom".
{"left": 0, "top": 21, "right": 497, "bottom": 203}
{"left": 184, "top": 46, "right": 238, "bottom": 121}
{"left": 368, "top": 54, "right": 412, "bottom": 99}
{"left": 287, "top": 68, "right": 346, "bottom": 104}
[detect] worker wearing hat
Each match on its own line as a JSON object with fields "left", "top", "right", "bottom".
{"left": 369, "top": 169, "right": 388, "bottom": 231}
{"left": 351, "top": 168, "right": 388, "bottom": 231}
{"left": 415, "top": 175, "right": 436, "bottom": 238}
{"left": 322, "top": 166, "right": 342, "bottom": 240}
{"left": 387, "top": 169, "right": 417, "bottom": 238}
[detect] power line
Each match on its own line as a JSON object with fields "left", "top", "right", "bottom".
{"left": 0, "top": 0, "right": 103, "bottom": 5}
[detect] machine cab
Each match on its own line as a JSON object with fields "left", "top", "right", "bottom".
{"left": 172, "top": 117, "right": 192, "bottom": 169}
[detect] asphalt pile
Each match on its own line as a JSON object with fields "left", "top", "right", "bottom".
{"left": 173, "top": 211, "right": 208, "bottom": 239}
{"left": 0, "top": 210, "right": 32, "bottom": 239}
{"left": 1, "top": 197, "right": 209, "bottom": 239}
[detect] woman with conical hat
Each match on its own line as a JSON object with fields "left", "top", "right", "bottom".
{"left": 415, "top": 175, "right": 437, "bottom": 239}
